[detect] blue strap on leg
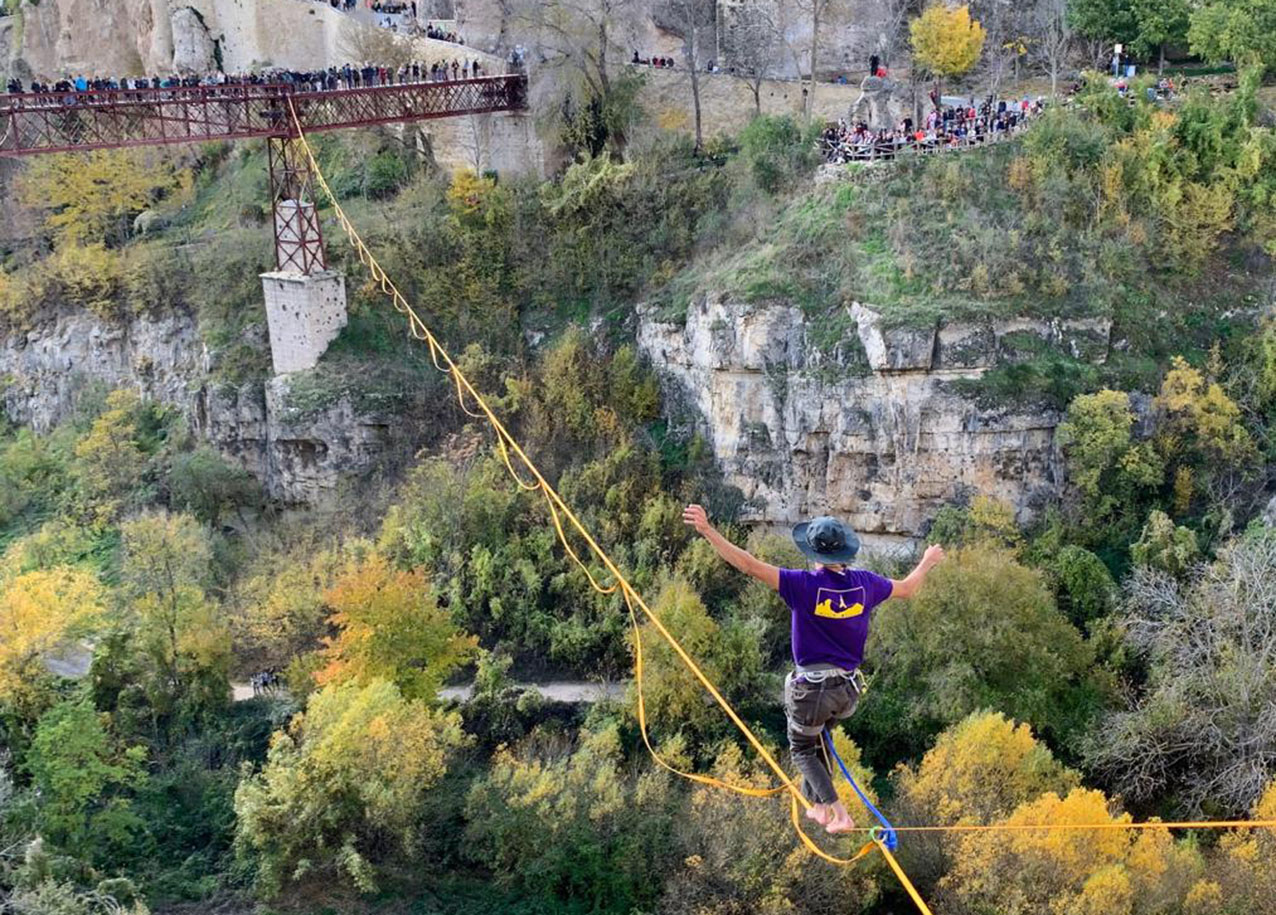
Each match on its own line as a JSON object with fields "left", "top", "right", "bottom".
{"left": 823, "top": 728, "right": 899, "bottom": 851}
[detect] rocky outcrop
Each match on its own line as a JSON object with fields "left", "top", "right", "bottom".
{"left": 1, "top": 310, "right": 205, "bottom": 431}
{"left": 637, "top": 297, "right": 1112, "bottom": 542}
{"left": 170, "top": 6, "right": 217, "bottom": 74}
{"left": 0, "top": 306, "right": 431, "bottom": 504}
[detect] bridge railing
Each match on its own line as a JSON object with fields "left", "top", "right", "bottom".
{"left": 0, "top": 75, "right": 527, "bottom": 156}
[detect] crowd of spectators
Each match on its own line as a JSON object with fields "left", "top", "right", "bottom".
{"left": 631, "top": 51, "right": 676, "bottom": 69}
{"left": 424, "top": 22, "right": 463, "bottom": 43}
{"left": 820, "top": 97, "right": 1046, "bottom": 163}
{"left": 4, "top": 59, "right": 491, "bottom": 100}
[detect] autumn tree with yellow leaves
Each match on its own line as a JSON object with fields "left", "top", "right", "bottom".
{"left": 16, "top": 148, "right": 190, "bottom": 248}
{"left": 910, "top": 4, "right": 987, "bottom": 98}
{"left": 942, "top": 787, "right": 1206, "bottom": 915}
{"left": 893, "top": 710, "right": 1081, "bottom": 886}
{"left": 0, "top": 565, "right": 104, "bottom": 707}
{"left": 314, "top": 553, "right": 476, "bottom": 702}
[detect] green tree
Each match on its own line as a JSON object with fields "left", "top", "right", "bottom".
{"left": 1189, "top": 0, "right": 1276, "bottom": 73}
{"left": 464, "top": 725, "right": 676, "bottom": 912}
{"left": 1131, "top": 0, "right": 1190, "bottom": 70}
{"left": 1057, "top": 389, "right": 1163, "bottom": 541}
{"left": 1130, "top": 509, "right": 1200, "bottom": 576}
{"left": 234, "top": 679, "right": 467, "bottom": 896}
{"left": 72, "top": 390, "right": 148, "bottom": 525}
{"left": 25, "top": 698, "right": 147, "bottom": 864}
{"left": 114, "top": 513, "right": 230, "bottom": 728}
{"left": 858, "top": 547, "right": 1100, "bottom": 761}
{"left": 628, "top": 576, "right": 764, "bottom": 748}
{"left": 165, "top": 447, "right": 259, "bottom": 526}
{"left": 1068, "top": 0, "right": 1138, "bottom": 47}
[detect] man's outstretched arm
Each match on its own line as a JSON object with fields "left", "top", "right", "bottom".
{"left": 682, "top": 504, "right": 780, "bottom": 592}
{"left": 889, "top": 544, "right": 946, "bottom": 599}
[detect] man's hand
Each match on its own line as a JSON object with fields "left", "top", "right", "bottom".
{"left": 682, "top": 503, "right": 712, "bottom": 536}
{"left": 890, "top": 543, "right": 946, "bottom": 600}
{"left": 681, "top": 504, "right": 779, "bottom": 591}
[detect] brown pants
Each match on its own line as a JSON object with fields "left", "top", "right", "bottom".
{"left": 783, "top": 672, "right": 860, "bottom": 805}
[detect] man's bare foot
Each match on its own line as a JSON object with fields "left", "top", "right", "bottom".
{"left": 825, "top": 801, "right": 857, "bottom": 834}
{"left": 805, "top": 803, "right": 832, "bottom": 827}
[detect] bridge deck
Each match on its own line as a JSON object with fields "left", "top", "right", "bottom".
{"left": 0, "top": 76, "right": 527, "bottom": 156}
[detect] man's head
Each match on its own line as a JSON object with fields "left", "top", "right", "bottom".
{"left": 792, "top": 516, "right": 860, "bottom": 566}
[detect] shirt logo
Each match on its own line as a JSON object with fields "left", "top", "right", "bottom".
{"left": 813, "top": 586, "right": 866, "bottom": 619}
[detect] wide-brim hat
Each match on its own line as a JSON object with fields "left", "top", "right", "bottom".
{"left": 792, "top": 516, "right": 861, "bottom": 564}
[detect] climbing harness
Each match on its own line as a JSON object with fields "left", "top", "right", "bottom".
{"left": 793, "top": 663, "right": 868, "bottom": 694}
{"left": 286, "top": 102, "right": 1276, "bottom": 915}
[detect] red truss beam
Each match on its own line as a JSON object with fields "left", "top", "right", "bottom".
{"left": 0, "top": 75, "right": 528, "bottom": 157}
{"left": 268, "top": 135, "right": 327, "bottom": 275}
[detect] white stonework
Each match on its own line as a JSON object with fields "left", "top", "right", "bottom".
{"left": 260, "top": 270, "right": 348, "bottom": 375}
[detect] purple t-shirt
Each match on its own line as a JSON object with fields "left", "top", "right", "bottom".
{"left": 778, "top": 567, "right": 894, "bottom": 670}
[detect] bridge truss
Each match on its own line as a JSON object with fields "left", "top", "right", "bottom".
{"left": 0, "top": 76, "right": 528, "bottom": 271}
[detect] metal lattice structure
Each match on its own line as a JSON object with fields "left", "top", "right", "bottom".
{"left": 268, "top": 136, "right": 328, "bottom": 275}
{"left": 0, "top": 77, "right": 527, "bottom": 156}
{"left": 0, "top": 76, "right": 528, "bottom": 272}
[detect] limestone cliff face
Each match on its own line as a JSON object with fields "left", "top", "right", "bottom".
{"left": 0, "top": 307, "right": 427, "bottom": 503}
{"left": 5, "top": 0, "right": 502, "bottom": 81}
{"left": 636, "top": 297, "right": 1111, "bottom": 541}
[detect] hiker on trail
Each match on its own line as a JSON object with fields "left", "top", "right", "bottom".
{"left": 682, "top": 504, "right": 944, "bottom": 835}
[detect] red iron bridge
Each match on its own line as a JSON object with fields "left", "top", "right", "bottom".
{"left": 0, "top": 75, "right": 528, "bottom": 273}
{"left": 0, "top": 75, "right": 528, "bottom": 156}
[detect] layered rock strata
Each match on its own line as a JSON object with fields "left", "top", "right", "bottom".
{"left": 636, "top": 296, "right": 1111, "bottom": 541}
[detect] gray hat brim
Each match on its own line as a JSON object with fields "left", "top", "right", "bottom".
{"left": 792, "top": 521, "right": 860, "bottom": 564}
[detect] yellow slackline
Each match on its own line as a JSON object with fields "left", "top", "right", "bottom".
{"left": 285, "top": 103, "right": 1276, "bottom": 915}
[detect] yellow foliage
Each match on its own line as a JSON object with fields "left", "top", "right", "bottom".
{"left": 0, "top": 565, "right": 105, "bottom": 701}
{"left": 231, "top": 541, "right": 348, "bottom": 667}
{"left": 315, "top": 552, "right": 477, "bottom": 701}
{"left": 1184, "top": 880, "right": 1223, "bottom": 915}
{"left": 73, "top": 388, "right": 145, "bottom": 524}
{"left": 942, "top": 788, "right": 1202, "bottom": 915}
{"left": 17, "top": 148, "right": 191, "bottom": 246}
{"left": 1066, "top": 865, "right": 1133, "bottom": 915}
{"left": 1155, "top": 356, "right": 1256, "bottom": 467}
{"left": 658, "top": 107, "right": 690, "bottom": 131}
{"left": 1214, "top": 779, "right": 1276, "bottom": 909}
{"left": 910, "top": 4, "right": 986, "bottom": 79}
{"left": 895, "top": 710, "right": 1080, "bottom": 827}
{"left": 447, "top": 169, "right": 497, "bottom": 219}
{"left": 968, "top": 495, "right": 1021, "bottom": 548}
{"left": 1159, "top": 179, "right": 1235, "bottom": 271}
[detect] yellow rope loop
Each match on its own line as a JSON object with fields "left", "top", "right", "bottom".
{"left": 452, "top": 369, "right": 490, "bottom": 420}
{"left": 543, "top": 489, "right": 618, "bottom": 595}
{"left": 425, "top": 335, "right": 452, "bottom": 373}
{"left": 496, "top": 433, "right": 542, "bottom": 492}
{"left": 622, "top": 585, "right": 790, "bottom": 799}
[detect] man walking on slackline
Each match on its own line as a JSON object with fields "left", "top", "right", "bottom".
{"left": 682, "top": 504, "right": 945, "bottom": 834}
